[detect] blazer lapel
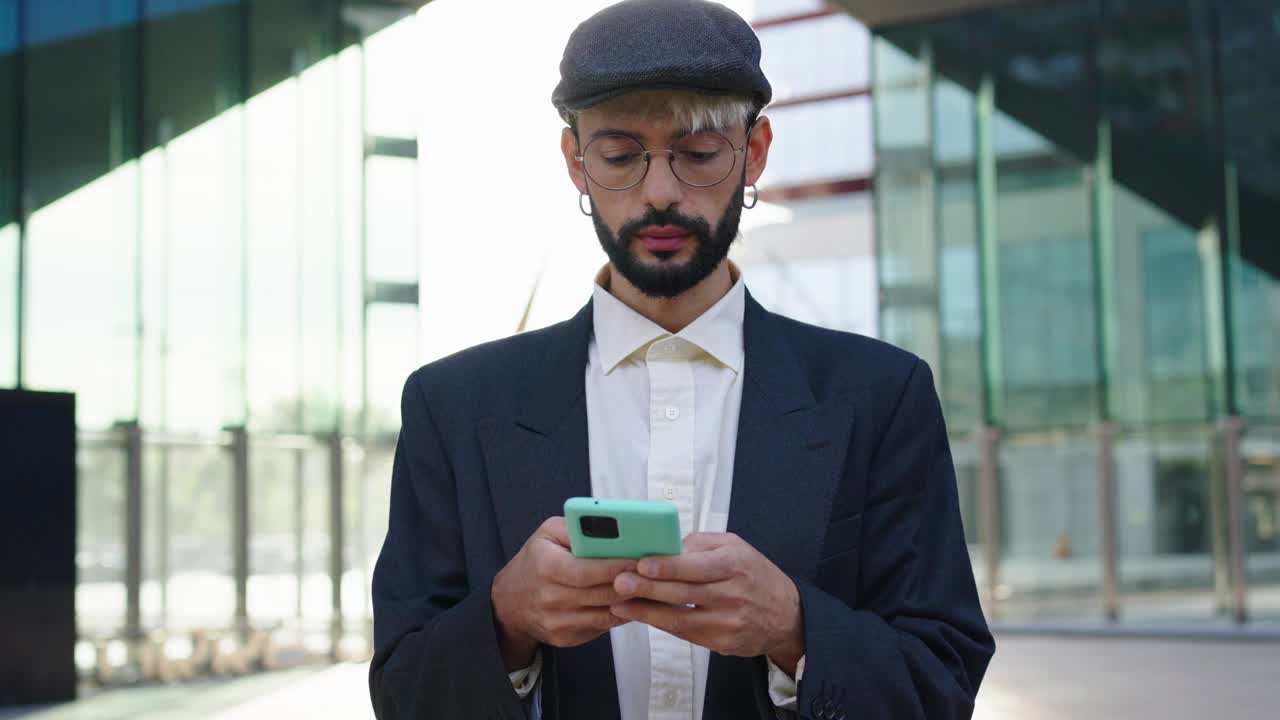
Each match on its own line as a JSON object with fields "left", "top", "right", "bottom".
{"left": 479, "top": 299, "right": 621, "bottom": 720}
{"left": 704, "top": 293, "right": 856, "bottom": 719}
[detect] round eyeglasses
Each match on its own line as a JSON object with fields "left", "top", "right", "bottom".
{"left": 576, "top": 130, "right": 747, "bottom": 191}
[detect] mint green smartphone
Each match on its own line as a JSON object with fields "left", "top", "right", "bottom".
{"left": 564, "top": 497, "right": 682, "bottom": 559}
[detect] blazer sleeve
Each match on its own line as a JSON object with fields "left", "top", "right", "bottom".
{"left": 368, "top": 370, "right": 528, "bottom": 719}
{"left": 790, "top": 359, "right": 995, "bottom": 720}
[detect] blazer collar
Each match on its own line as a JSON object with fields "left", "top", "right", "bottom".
{"left": 516, "top": 288, "right": 812, "bottom": 435}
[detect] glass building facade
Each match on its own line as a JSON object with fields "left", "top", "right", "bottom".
{"left": 2, "top": 0, "right": 425, "bottom": 677}
{"left": 872, "top": 0, "right": 1280, "bottom": 626}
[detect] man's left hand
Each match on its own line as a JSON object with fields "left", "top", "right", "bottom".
{"left": 609, "top": 532, "right": 805, "bottom": 676}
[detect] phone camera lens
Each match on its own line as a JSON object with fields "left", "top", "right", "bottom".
{"left": 580, "top": 515, "right": 619, "bottom": 539}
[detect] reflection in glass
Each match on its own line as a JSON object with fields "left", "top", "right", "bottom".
{"left": 997, "top": 432, "right": 1101, "bottom": 621}
{"left": 77, "top": 441, "right": 128, "bottom": 636}
{"left": 1242, "top": 426, "right": 1280, "bottom": 624}
{"left": 1113, "top": 427, "right": 1219, "bottom": 624}
{"left": 142, "top": 443, "right": 235, "bottom": 631}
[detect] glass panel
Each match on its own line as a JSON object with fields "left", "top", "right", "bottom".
{"left": 734, "top": 193, "right": 876, "bottom": 337}
{"left": 760, "top": 96, "right": 873, "bottom": 187}
{"left": 759, "top": 14, "right": 870, "bottom": 99}
{"left": 366, "top": 156, "right": 419, "bottom": 285}
{"left": 1219, "top": 0, "right": 1280, "bottom": 420}
{"left": 0, "top": 224, "right": 15, "bottom": 387}
{"left": 24, "top": 10, "right": 139, "bottom": 428}
{"left": 142, "top": 442, "right": 235, "bottom": 632}
{"left": 0, "top": 0, "right": 15, "bottom": 387}
{"left": 1099, "top": 0, "right": 1219, "bottom": 426}
{"left": 248, "top": 445, "right": 302, "bottom": 629}
{"left": 997, "top": 431, "right": 1102, "bottom": 622}
{"left": 140, "top": 4, "right": 244, "bottom": 432}
{"left": 339, "top": 45, "right": 365, "bottom": 434}
{"left": 1242, "top": 425, "right": 1280, "bottom": 624}
{"left": 299, "top": 55, "right": 343, "bottom": 433}
{"left": 365, "top": 303, "right": 420, "bottom": 434}
{"left": 873, "top": 30, "right": 938, "bottom": 369}
{"left": 77, "top": 439, "right": 128, "bottom": 636}
{"left": 1113, "top": 426, "right": 1221, "bottom": 625}
{"left": 935, "top": 77, "right": 982, "bottom": 430}
{"left": 245, "top": 0, "right": 341, "bottom": 433}
{"left": 298, "top": 444, "right": 333, "bottom": 651}
{"left": 363, "top": 17, "right": 420, "bottom": 140}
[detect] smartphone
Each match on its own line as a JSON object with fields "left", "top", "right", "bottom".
{"left": 564, "top": 497, "right": 682, "bottom": 559}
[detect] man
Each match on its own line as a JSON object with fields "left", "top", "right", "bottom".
{"left": 368, "top": 1, "right": 994, "bottom": 718}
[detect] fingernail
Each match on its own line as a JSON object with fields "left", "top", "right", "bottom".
{"left": 617, "top": 575, "right": 637, "bottom": 594}
{"left": 638, "top": 559, "right": 658, "bottom": 578}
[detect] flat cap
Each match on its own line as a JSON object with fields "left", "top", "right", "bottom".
{"left": 552, "top": 0, "right": 771, "bottom": 121}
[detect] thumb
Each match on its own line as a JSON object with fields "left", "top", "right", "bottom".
{"left": 540, "top": 516, "right": 572, "bottom": 548}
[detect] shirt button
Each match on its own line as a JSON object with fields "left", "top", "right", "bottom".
{"left": 663, "top": 486, "right": 676, "bottom": 500}
{"left": 665, "top": 406, "right": 680, "bottom": 420}
{"left": 662, "top": 688, "right": 678, "bottom": 707}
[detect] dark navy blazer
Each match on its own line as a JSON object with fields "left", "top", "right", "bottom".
{"left": 369, "top": 292, "right": 994, "bottom": 720}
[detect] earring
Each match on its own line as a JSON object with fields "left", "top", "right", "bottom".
{"left": 743, "top": 183, "right": 759, "bottom": 210}
{"left": 579, "top": 193, "right": 593, "bottom": 217}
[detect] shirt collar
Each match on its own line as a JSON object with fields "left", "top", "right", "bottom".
{"left": 591, "top": 262, "right": 746, "bottom": 375}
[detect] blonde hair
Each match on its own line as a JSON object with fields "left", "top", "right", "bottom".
{"left": 568, "top": 90, "right": 756, "bottom": 133}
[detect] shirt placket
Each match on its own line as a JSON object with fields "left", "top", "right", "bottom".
{"left": 644, "top": 337, "right": 697, "bottom": 720}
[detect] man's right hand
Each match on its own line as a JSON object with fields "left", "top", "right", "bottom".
{"left": 491, "top": 516, "right": 637, "bottom": 671}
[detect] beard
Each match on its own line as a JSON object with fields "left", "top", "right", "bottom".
{"left": 589, "top": 180, "right": 744, "bottom": 299}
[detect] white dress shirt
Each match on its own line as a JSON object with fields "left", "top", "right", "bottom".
{"left": 512, "top": 264, "right": 802, "bottom": 718}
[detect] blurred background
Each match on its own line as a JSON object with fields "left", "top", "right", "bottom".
{"left": 0, "top": 0, "right": 1277, "bottom": 717}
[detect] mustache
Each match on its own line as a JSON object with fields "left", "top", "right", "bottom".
{"left": 617, "top": 208, "right": 712, "bottom": 243}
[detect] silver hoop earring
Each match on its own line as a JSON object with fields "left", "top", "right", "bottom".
{"left": 743, "top": 184, "right": 759, "bottom": 210}
{"left": 579, "top": 193, "right": 593, "bottom": 217}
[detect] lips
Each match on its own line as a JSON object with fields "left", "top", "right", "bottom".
{"left": 636, "top": 225, "right": 690, "bottom": 253}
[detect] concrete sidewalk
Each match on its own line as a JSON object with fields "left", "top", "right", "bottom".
{"left": 977, "top": 635, "right": 1280, "bottom": 720}
{"left": 2, "top": 634, "right": 1277, "bottom": 719}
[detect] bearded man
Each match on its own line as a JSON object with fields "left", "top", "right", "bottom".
{"left": 368, "top": 2, "right": 994, "bottom": 718}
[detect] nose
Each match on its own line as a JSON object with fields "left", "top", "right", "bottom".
{"left": 639, "top": 151, "right": 682, "bottom": 211}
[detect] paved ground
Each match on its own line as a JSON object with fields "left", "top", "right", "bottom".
{"left": 3, "top": 634, "right": 1278, "bottom": 719}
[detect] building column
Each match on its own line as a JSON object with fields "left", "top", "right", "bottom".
{"left": 328, "top": 432, "right": 345, "bottom": 660}
{"left": 975, "top": 424, "right": 1002, "bottom": 616}
{"left": 229, "top": 426, "right": 250, "bottom": 637}
{"left": 1095, "top": 421, "right": 1120, "bottom": 622}
{"left": 122, "top": 420, "right": 144, "bottom": 641}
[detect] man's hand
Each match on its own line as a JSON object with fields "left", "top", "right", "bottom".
{"left": 608, "top": 532, "right": 805, "bottom": 676}
{"left": 491, "top": 517, "right": 637, "bottom": 671}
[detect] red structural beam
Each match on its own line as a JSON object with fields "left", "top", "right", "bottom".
{"left": 758, "top": 175, "right": 874, "bottom": 203}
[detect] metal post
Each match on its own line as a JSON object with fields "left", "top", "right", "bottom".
{"left": 122, "top": 421, "right": 144, "bottom": 640}
{"left": 328, "top": 432, "right": 345, "bottom": 660}
{"left": 1096, "top": 422, "right": 1120, "bottom": 622}
{"left": 229, "top": 426, "right": 250, "bottom": 637}
{"left": 1219, "top": 416, "right": 1248, "bottom": 624}
{"left": 975, "top": 424, "right": 1002, "bottom": 616}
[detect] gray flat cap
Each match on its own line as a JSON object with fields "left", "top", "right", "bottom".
{"left": 552, "top": 0, "right": 772, "bottom": 121}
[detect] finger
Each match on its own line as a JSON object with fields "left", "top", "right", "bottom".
{"left": 614, "top": 572, "right": 718, "bottom": 607}
{"left": 682, "top": 532, "right": 737, "bottom": 553}
{"left": 547, "top": 553, "right": 639, "bottom": 588}
{"left": 541, "top": 608, "right": 628, "bottom": 647}
{"left": 609, "top": 599, "right": 705, "bottom": 639}
{"left": 566, "top": 582, "right": 627, "bottom": 608}
{"left": 637, "top": 548, "right": 734, "bottom": 583}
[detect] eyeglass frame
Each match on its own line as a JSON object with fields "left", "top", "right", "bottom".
{"left": 573, "top": 121, "right": 757, "bottom": 192}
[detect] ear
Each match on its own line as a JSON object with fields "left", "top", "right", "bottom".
{"left": 561, "top": 127, "right": 589, "bottom": 194}
{"left": 744, "top": 115, "right": 773, "bottom": 187}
